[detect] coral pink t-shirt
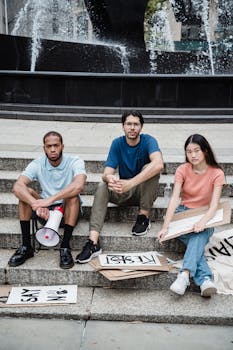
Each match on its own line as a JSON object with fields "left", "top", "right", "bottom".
{"left": 175, "top": 163, "right": 226, "bottom": 208}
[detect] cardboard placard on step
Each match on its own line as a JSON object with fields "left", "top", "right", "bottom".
{"left": 0, "top": 285, "right": 77, "bottom": 307}
{"left": 160, "top": 201, "right": 231, "bottom": 242}
{"left": 90, "top": 253, "right": 170, "bottom": 271}
{"left": 99, "top": 269, "right": 160, "bottom": 281}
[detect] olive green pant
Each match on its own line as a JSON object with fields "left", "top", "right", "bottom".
{"left": 90, "top": 174, "right": 160, "bottom": 232}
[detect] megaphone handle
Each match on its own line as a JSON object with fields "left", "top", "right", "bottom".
{"left": 31, "top": 211, "right": 40, "bottom": 253}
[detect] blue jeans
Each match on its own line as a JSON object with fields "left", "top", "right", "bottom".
{"left": 176, "top": 205, "right": 214, "bottom": 286}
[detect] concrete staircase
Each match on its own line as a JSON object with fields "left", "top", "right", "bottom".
{"left": 0, "top": 116, "right": 233, "bottom": 325}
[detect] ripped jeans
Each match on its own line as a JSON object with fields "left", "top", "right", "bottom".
{"left": 176, "top": 205, "right": 214, "bottom": 286}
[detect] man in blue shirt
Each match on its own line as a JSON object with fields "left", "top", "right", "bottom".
{"left": 76, "top": 110, "right": 164, "bottom": 263}
{"left": 8, "top": 131, "right": 86, "bottom": 269}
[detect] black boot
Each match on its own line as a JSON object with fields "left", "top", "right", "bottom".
{"left": 59, "top": 248, "right": 74, "bottom": 269}
{"left": 8, "top": 245, "right": 34, "bottom": 267}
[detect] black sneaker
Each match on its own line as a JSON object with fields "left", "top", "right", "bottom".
{"left": 8, "top": 245, "right": 34, "bottom": 267}
{"left": 132, "top": 214, "right": 151, "bottom": 236}
{"left": 75, "top": 239, "right": 102, "bottom": 263}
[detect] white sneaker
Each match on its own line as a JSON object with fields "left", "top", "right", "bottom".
{"left": 170, "top": 272, "right": 190, "bottom": 295}
{"left": 200, "top": 279, "right": 217, "bottom": 297}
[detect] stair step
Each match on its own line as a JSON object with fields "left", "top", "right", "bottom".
{"left": 0, "top": 284, "right": 232, "bottom": 325}
{"left": 1, "top": 152, "right": 233, "bottom": 175}
{"left": 0, "top": 218, "right": 188, "bottom": 253}
{"left": 1, "top": 107, "right": 233, "bottom": 124}
{"left": 1, "top": 193, "right": 233, "bottom": 222}
{"left": 1, "top": 248, "right": 179, "bottom": 289}
{"left": 2, "top": 103, "right": 233, "bottom": 116}
{"left": 1, "top": 171, "right": 233, "bottom": 196}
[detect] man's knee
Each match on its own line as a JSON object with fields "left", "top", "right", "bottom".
{"left": 64, "top": 196, "right": 80, "bottom": 209}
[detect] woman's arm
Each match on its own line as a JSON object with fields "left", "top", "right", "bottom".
{"left": 193, "top": 185, "right": 223, "bottom": 232}
{"left": 157, "top": 181, "right": 182, "bottom": 241}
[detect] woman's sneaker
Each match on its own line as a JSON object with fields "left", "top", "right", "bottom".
{"left": 75, "top": 239, "right": 102, "bottom": 263}
{"left": 170, "top": 271, "right": 190, "bottom": 295}
{"left": 200, "top": 279, "right": 217, "bottom": 297}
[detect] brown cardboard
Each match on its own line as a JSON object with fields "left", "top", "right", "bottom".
{"left": 89, "top": 254, "right": 171, "bottom": 281}
{"left": 90, "top": 254, "right": 170, "bottom": 271}
{"left": 99, "top": 269, "right": 160, "bottom": 281}
{"left": 161, "top": 201, "right": 231, "bottom": 242}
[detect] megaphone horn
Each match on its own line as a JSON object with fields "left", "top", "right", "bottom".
{"left": 35, "top": 206, "right": 64, "bottom": 247}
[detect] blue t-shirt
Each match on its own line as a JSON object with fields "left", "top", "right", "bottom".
{"left": 22, "top": 154, "right": 86, "bottom": 203}
{"left": 105, "top": 134, "right": 160, "bottom": 179}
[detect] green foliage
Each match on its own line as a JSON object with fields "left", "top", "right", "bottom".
{"left": 144, "top": 0, "right": 168, "bottom": 43}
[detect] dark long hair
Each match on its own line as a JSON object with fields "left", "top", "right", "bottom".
{"left": 184, "top": 134, "right": 222, "bottom": 169}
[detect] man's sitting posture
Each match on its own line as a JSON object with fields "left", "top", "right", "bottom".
{"left": 76, "top": 110, "right": 164, "bottom": 263}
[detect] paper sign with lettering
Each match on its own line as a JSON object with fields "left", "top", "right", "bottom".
{"left": 99, "top": 252, "right": 161, "bottom": 268}
{"left": 160, "top": 201, "right": 231, "bottom": 242}
{"left": 6, "top": 285, "right": 77, "bottom": 305}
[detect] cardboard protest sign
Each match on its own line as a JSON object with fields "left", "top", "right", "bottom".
{"left": 99, "top": 269, "right": 160, "bottom": 281}
{"left": 160, "top": 201, "right": 231, "bottom": 242}
{"left": 89, "top": 257, "right": 163, "bottom": 281}
{"left": 97, "top": 251, "right": 170, "bottom": 271}
{"left": 0, "top": 285, "right": 77, "bottom": 307}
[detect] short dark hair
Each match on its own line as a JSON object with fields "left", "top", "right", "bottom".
{"left": 121, "top": 110, "right": 144, "bottom": 126}
{"left": 43, "top": 131, "right": 63, "bottom": 144}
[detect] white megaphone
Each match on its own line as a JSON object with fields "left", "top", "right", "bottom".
{"left": 35, "top": 206, "right": 64, "bottom": 247}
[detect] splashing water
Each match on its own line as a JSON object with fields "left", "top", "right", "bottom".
{"left": 146, "top": 2, "right": 175, "bottom": 73}
{"left": 12, "top": 0, "right": 88, "bottom": 71}
{"left": 192, "top": 0, "right": 215, "bottom": 74}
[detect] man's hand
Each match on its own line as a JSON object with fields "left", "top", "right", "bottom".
{"left": 35, "top": 207, "right": 50, "bottom": 221}
{"left": 31, "top": 198, "right": 54, "bottom": 211}
{"left": 108, "top": 179, "right": 134, "bottom": 194}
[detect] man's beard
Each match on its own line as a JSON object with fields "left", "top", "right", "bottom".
{"left": 46, "top": 150, "right": 63, "bottom": 162}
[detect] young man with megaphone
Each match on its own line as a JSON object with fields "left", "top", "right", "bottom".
{"left": 8, "top": 131, "right": 86, "bottom": 269}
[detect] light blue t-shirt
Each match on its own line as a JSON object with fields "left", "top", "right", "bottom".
{"left": 22, "top": 154, "right": 86, "bottom": 204}
{"left": 105, "top": 134, "right": 160, "bottom": 179}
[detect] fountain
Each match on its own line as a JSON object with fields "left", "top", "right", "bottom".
{"left": 0, "top": 0, "right": 232, "bottom": 108}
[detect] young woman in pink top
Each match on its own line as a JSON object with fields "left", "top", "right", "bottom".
{"left": 158, "top": 134, "right": 226, "bottom": 297}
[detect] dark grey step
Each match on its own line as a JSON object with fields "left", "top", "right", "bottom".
{"left": 1, "top": 109, "right": 233, "bottom": 123}
{"left": 1, "top": 103, "right": 233, "bottom": 116}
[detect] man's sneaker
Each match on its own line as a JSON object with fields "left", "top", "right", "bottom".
{"left": 75, "top": 239, "right": 102, "bottom": 263}
{"left": 8, "top": 245, "right": 34, "bottom": 267}
{"left": 132, "top": 214, "right": 151, "bottom": 236}
{"left": 200, "top": 279, "right": 217, "bottom": 297}
{"left": 170, "top": 271, "right": 190, "bottom": 295}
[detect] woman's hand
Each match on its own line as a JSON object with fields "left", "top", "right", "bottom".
{"left": 157, "top": 228, "right": 168, "bottom": 242}
{"left": 193, "top": 219, "right": 206, "bottom": 233}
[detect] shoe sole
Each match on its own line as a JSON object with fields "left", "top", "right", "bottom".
{"left": 131, "top": 223, "right": 151, "bottom": 236}
{"left": 60, "top": 261, "right": 74, "bottom": 269}
{"left": 201, "top": 287, "right": 217, "bottom": 297}
{"left": 76, "top": 249, "right": 102, "bottom": 264}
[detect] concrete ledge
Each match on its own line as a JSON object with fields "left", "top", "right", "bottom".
{"left": 0, "top": 285, "right": 232, "bottom": 326}
{"left": 90, "top": 288, "right": 233, "bottom": 325}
